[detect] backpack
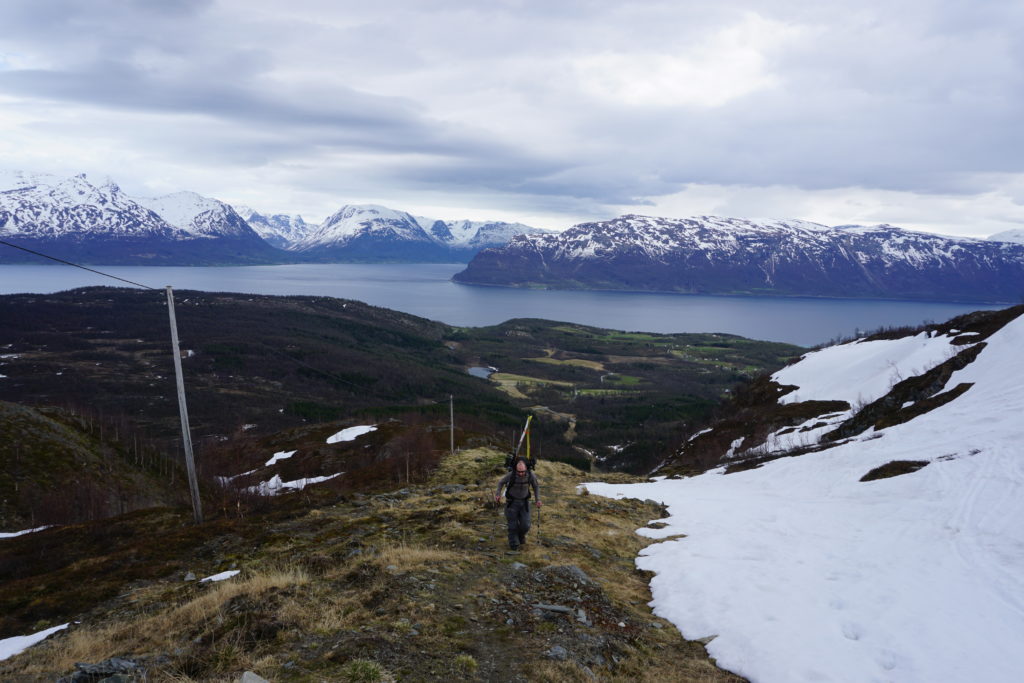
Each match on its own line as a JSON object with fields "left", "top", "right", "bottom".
{"left": 502, "top": 468, "right": 534, "bottom": 500}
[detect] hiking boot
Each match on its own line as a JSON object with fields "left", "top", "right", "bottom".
{"left": 509, "top": 541, "right": 519, "bottom": 551}
{"left": 518, "top": 535, "right": 527, "bottom": 547}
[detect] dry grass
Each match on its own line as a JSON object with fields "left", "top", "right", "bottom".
{"left": 373, "top": 543, "right": 468, "bottom": 572}
{"left": 8, "top": 567, "right": 308, "bottom": 676}
{"left": 427, "top": 446, "right": 502, "bottom": 486}
{"left": 535, "top": 650, "right": 736, "bottom": 682}
{"left": 3, "top": 446, "right": 743, "bottom": 683}
{"left": 276, "top": 589, "right": 364, "bottom": 634}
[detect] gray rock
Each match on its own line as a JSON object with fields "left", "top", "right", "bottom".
{"left": 533, "top": 603, "right": 572, "bottom": 614}
{"left": 66, "top": 657, "right": 150, "bottom": 682}
{"left": 184, "top": 571, "right": 196, "bottom": 581}
{"left": 545, "top": 645, "right": 569, "bottom": 661}
{"left": 240, "top": 673, "right": 270, "bottom": 683}
{"left": 562, "top": 565, "right": 594, "bottom": 586}
{"left": 510, "top": 562, "right": 528, "bottom": 571}
{"left": 440, "top": 484, "right": 466, "bottom": 494}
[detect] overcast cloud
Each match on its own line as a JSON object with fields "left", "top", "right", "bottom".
{"left": 2, "top": 0, "right": 1023, "bottom": 235}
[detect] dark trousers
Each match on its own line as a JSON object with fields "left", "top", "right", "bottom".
{"left": 505, "top": 498, "right": 531, "bottom": 547}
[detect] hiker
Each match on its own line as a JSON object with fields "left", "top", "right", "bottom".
{"left": 495, "top": 457, "right": 541, "bottom": 550}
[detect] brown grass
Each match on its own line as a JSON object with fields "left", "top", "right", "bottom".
{"left": 8, "top": 567, "right": 308, "bottom": 676}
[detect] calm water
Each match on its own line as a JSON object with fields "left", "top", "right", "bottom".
{"left": 0, "top": 263, "right": 1001, "bottom": 347}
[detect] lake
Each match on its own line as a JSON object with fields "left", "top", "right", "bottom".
{"left": 0, "top": 263, "right": 1001, "bottom": 347}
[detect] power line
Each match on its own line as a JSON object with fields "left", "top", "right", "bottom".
{"left": 0, "top": 239, "right": 157, "bottom": 290}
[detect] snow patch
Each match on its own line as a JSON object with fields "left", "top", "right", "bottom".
{"left": 326, "top": 425, "right": 376, "bottom": 444}
{"left": 0, "top": 525, "right": 52, "bottom": 539}
{"left": 265, "top": 450, "right": 297, "bottom": 466}
{"left": 247, "top": 473, "right": 343, "bottom": 496}
{"left": 0, "top": 623, "right": 70, "bottom": 662}
{"left": 200, "top": 570, "right": 240, "bottom": 583}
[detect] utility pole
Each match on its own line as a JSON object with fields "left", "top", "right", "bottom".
{"left": 166, "top": 286, "right": 203, "bottom": 524}
{"left": 449, "top": 394, "right": 454, "bottom": 456}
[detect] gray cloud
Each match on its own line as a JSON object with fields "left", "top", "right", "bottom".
{"left": 2, "top": 0, "right": 1024, "bottom": 233}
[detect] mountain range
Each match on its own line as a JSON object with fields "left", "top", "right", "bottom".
{"left": 454, "top": 214, "right": 1024, "bottom": 304}
{"left": 0, "top": 171, "right": 546, "bottom": 265}
{"left": 293, "top": 204, "right": 547, "bottom": 262}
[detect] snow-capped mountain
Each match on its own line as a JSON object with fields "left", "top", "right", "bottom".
{"left": 989, "top": 228, "right": 1024, "bottom": 245}
{"left": 454, "top": 214, "right": 1024, "bottom": 304}
{"left": 135, "top": 191, "right": 259, "bottom": 239}
{"left": 293, "top": 204, "right": 451, "bottom": 261}
{"left": 234, "top": 205, "right": 311, "bottom": 249}
{"left": 0, "top": 171, "right": 180, "bottom": 240}
{"left": 294, "top": 205, "right": 546, "bottom": 262}
{"left": 0, "top": 170, "right": 546, "bottom": 264}
{"left": 588, "top": 304, "right": 1024, "bottom": 683}
{"left": 413, "top": 217, "right": 550, "bottom": 250}
{"left": 0, "top": 172, "right": 283, "bottom": 265}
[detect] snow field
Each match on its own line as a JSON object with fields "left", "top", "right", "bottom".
{"left": 773, "top": 331, "right": 963, "bottom": 407}
{"left": 588, "top": 314, "right": 1024, "bottom": 683}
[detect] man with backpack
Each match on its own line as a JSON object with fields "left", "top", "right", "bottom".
{"left": 495, "top": 457, "right": 541, "bottom": 551}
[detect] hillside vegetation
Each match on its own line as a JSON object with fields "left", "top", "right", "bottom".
{"left": 452, "top": 320, "right": 800, "bottom": 472}
{"left": 1, "top": 449, "right": 743, "bottom": 682}
{"left": 0, "top": 287, "right": 800, "bottom": 507}
{"left": 0, "top": 401, "right": 185, "bottom": 529}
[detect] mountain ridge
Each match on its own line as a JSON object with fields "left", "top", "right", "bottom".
{"left": 454, "top": 214, "right": 1024, "bottom": 304}
{"left": 0, "top": 171, "right": 547, "bottom": 264}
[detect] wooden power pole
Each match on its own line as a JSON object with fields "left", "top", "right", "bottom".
{"left": 166, "top": 286, "right": 203, "bottom": 524}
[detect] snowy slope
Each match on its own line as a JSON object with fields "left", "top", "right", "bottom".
{"left": 418, "top": 218, "right": 548, "bottom": 248}
{"left": 234, "top": 205, "right": 311, "bottom": 249}
{"left": 292, "top": 205, "right": 546, "bottom": 261}
{"left": 0, "top": 172, "right": 283, "bottom": 264}
{"left": 0, "top": 171, "right": 180, "bottom": 238}
{"left": 135, "top": 191, "right": 258, "bottom": 239}
{"left": 294, "top": 204, "right": 434, "bottom": 250}
{"left": 989, "top": 228, "right": 1024, "bottom": 244}
{"left": 586, "top": 308, "right": 1024, "bottom": 683}
{"left": 296, "top": 207, "right": 546, "bottom": 254}
{"left": 773, "top": 331, "right": 959, "bottom": 407}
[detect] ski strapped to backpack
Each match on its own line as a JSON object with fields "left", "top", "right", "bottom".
{"left": 504, "top": 415, "right": 537, "bottom": 472}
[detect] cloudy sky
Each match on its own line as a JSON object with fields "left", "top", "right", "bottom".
{"left": 2, "top": 0, "right": 1023, "bottom": 236}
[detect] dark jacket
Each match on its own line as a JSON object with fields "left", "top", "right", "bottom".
{"left": 496, "top": 470, "right": 540, "bottom": 503}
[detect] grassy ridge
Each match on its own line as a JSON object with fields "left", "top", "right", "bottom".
{"left": 1, "top": 448, "right": 743, "bottom": 682}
